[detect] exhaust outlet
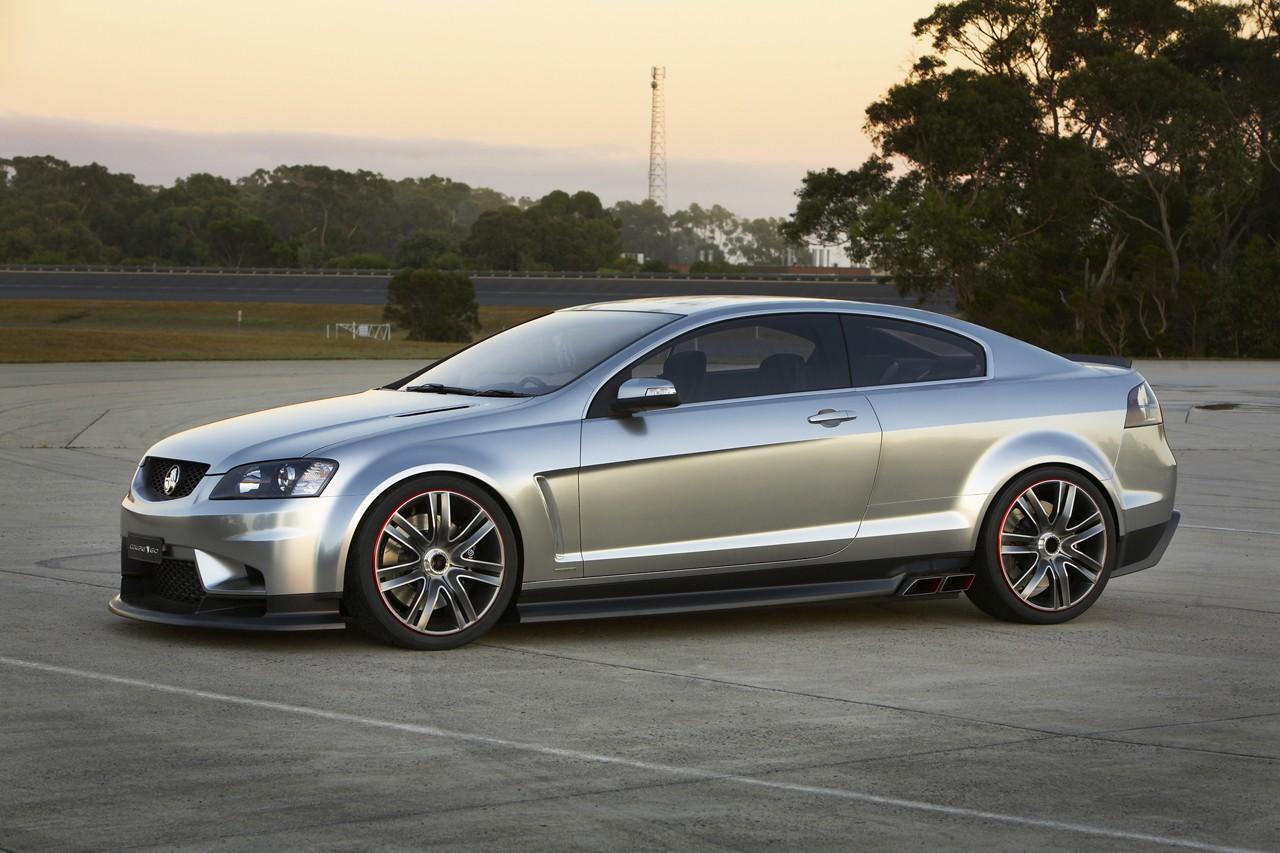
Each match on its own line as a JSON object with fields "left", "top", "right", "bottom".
{"left": 900, "top": 574, "right": 975, "bottom": 596}
{"left": 902, "top": 576, "right": 943, "bottom": 596}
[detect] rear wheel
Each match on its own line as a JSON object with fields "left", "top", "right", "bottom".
{"left": 966, "top": 467, "right": 1115, "bottom": 624}
{"left": 345, "top": 475, "right": 518, "bottom": 650}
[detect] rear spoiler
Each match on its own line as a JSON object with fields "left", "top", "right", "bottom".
{"left": 1061, "top": 353, "right": 1133, "bottom": 369}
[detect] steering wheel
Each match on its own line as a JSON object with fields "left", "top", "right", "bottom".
{"left": 518, "top": 376, "right": 551, "bottom": 393}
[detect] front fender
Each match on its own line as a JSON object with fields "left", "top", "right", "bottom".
{"left": 331, "top": 457, "right": 504, "bottom": 591}
{"left": 326, "top": 421, "right": 581, "bottom": 591}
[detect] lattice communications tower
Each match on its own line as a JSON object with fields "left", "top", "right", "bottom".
{"left": 648, "top": 66, "right": 667, "bottom": 209}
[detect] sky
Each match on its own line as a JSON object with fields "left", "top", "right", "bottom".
{"left": 0, "top": 0, "right": 938, "bottom": 217}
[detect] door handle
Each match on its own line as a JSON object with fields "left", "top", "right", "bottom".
{"left": 808, "top": 409, "right": 857, "bottom": 427}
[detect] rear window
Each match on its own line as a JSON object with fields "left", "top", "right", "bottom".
{"left": 841, "top": 315, "right": 987, "bottom": 386}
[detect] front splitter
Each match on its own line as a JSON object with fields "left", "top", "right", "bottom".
{"left": 108, "top": 595, "right": 348, "bottom": 632}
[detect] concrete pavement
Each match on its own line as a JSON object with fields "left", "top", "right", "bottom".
{"left": 0, "top": 359, "right": 1276, "bottom": 850}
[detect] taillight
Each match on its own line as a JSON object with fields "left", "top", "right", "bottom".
{"left": 1125, "top": 381, "right": 1163, "bottom": 428}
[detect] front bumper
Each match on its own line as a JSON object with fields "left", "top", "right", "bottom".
{"left": 111, "top": 538, "right": 347, "bottom": 631}
{"left": 114, "top": 476, "right": 367, "bottom": 632}
{"left": 120, "top": 484, "right": 367, "bottom": 597}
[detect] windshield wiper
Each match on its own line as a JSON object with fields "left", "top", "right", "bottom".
{"left": 472, "top": 389, "right": 535, "bottom": 398}
{"left": 404, "top": 383, "right": 534, "bottom": 398}
{"left": 404, "top": 383, "right": 480, "bottom": 395}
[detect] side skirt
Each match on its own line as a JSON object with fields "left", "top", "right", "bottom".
{"left": 513, "top": 553, "right": 971, "bottom": 624}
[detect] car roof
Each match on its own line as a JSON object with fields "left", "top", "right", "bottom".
{"left": 565, "top": 295, "right": 1084, "bottom": 381}
{"left": 566, "top": 294, "right": 962, "bottom": 329}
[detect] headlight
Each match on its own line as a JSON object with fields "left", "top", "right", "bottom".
{"left": 210, "top": 459, "right": 338, "bottom": 499}
{"left": 1125, "top": 381, "right": 1163, "bottom": 428}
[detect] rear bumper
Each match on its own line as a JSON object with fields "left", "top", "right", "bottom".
{"left": 1114, "top": 510, "right": 1180, "bottom": 577}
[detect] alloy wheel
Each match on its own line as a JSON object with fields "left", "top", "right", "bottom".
{"left": 373, "top": 490, "right": 506, "bottom": 635}
{"left": 998, "top": 479, "right": 1107, "bottom": 612}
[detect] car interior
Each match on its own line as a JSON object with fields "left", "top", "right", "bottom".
{"left": 649, "top": 314, "right": 987, "bottom": 404}
{"left": 603, "top": 312, "right": 989, "bottom": 413}
{"left": 844, "top": 321, "right": 987, "bottom": 386}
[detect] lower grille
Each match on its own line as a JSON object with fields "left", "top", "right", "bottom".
{"left": 152, "top": 558, "right": 204, "bottom": 604}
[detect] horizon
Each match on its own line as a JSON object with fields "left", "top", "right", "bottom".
{"left": 0, "top": 0, "right": 938, "bottom": 217}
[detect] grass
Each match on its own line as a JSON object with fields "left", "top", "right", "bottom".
{"left": 0, "top": 300, "right": 548, "bottom": 362}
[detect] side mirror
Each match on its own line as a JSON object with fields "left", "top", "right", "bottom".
{"left": 613, "top": 378, "right": 681, "bottom": 413}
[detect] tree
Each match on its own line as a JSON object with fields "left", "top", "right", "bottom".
{"left": 0, "top": 156, "right": 139, "bottom": 263}
{"left": 0, "top": 156, "right": 518, "bottom": 268}
{"left": 525, "top": 190, "right": 623, "bottom": 270}
{"left": 671, "top": 203, "right": 742, "bottom": 260}
{"left": 464, "top": 206, "right": 536, "bottom": 269}
{"left": 0, "top": 155, "right": 825, "bottom": 275}
{"left": 784, "top": 0, "right": 1280, "bottom": 357}
{"left": 324, "top": 252, "right": 393, "bottom": 269}
{"left": 735, "top": 217, "right": 809, "bottom": 265}
{"left": 463, "top": 191, "right": 622, "bottom": 271}
{"left": 208, "top": 215, "right": 275, "bottom": 267}
{"left": 395, "top": 228, "right": 458, "bottom": 268}
{"left": 614, "top": 198, "right": 812, "bottom": 265}
{"left": 383, "top": 268, "right": 480, "bottom": 342}
{"left": 239, "top": 165, "right": 392, "bottom": 264}
{"left": 610, "top": 199, "right": 675, "bottom": 260}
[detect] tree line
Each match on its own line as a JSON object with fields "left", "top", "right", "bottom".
{"left": 784, "top": 0, "right": 1280, "bottom": 358}
{"left": 11, "top": 0, "right": 1276, "bottom": 359}
{"left": 0, "top": 156, "right": 805, "bottom": 273}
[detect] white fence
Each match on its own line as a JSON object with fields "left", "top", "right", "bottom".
{"left": 328, "top": 322, "right": 392, "bottom": 341}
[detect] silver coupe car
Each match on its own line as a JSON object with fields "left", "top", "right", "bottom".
{"left": 111, "top": 296, "right": 1179, "bottom": 650}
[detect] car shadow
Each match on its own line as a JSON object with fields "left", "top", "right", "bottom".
{"left": 102, "top": 596, "right": 992, "bottom": 653}
{"left": 489, "top": 596, "right": 991, "bottom": 644}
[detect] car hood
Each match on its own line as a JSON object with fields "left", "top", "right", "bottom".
{"left": 145, "top": 389, "right": 525, "bottom": 473}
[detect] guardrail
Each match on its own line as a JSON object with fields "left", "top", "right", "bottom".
{"left": 0, "top": 263, "right": 890, "bottom": 284}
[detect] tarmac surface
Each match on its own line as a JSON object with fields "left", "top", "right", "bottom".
{"left": 0, "top": 359, "right": 1277, "bottom": 851}
{"left": 0, "top": 270, "right": 915, "bottom": 308}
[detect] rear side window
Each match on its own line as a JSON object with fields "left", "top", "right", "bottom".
{"left": 841, "top": 315, "right": 986, "bottom": 387}
{"left": 622, "top": 313, "right": 850, "bottom": 405}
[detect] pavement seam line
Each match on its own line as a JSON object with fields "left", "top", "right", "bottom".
{"left": 111, "top": 773, "right": 725, "bottom": 850}
{"left": 34, "top": 551, "right": 120, "bottom": 572}
{"left": 477, "top": 641, "right": 1068, "bottom": 738}
{"left": 1084, "top": 712, "right": 1280, "bottom": 737}
{"left": 0, "top": 569, "right": 115, "bottom": 590}
{"left": 477, "top": 642, "right": 1280, "bottom": 761}
{"left": 0, "top": 449, "right": 124, "bottom": 485}
{"left": 1182, "top": 523, "right": 1280, "bottom": 537}
{"left": 0, "top": 655, "right": 1260, "bottom": 853}
{"left": 64, "top": 408, "right": 109, "bottom": 448}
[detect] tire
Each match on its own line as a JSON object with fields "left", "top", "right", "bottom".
{"left": 344, "top": 474, "right": 519, "bottom": 650}
{"left": 966, "top": 466, "right": 1116, "bottom": 625}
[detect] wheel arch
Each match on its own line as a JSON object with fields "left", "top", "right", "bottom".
{"left": 336, "top": 466, "right": 526, "bottom": 595}
{"left": 958, "top": 425, "right": 1125, "bottom": 553}
{"left": 971, "top": 460, "right": 1122, "bottom": 554}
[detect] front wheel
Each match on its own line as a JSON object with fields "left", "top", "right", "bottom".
{"left": 966, "top": 467, "right": 1116, "bottom": 624}
{"left": 345, "top": 475, "right": 519, "bottom": 650}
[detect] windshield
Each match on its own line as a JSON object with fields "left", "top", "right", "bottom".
{"left": 403, "top": 310, "right": 677, "bottom": 396}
